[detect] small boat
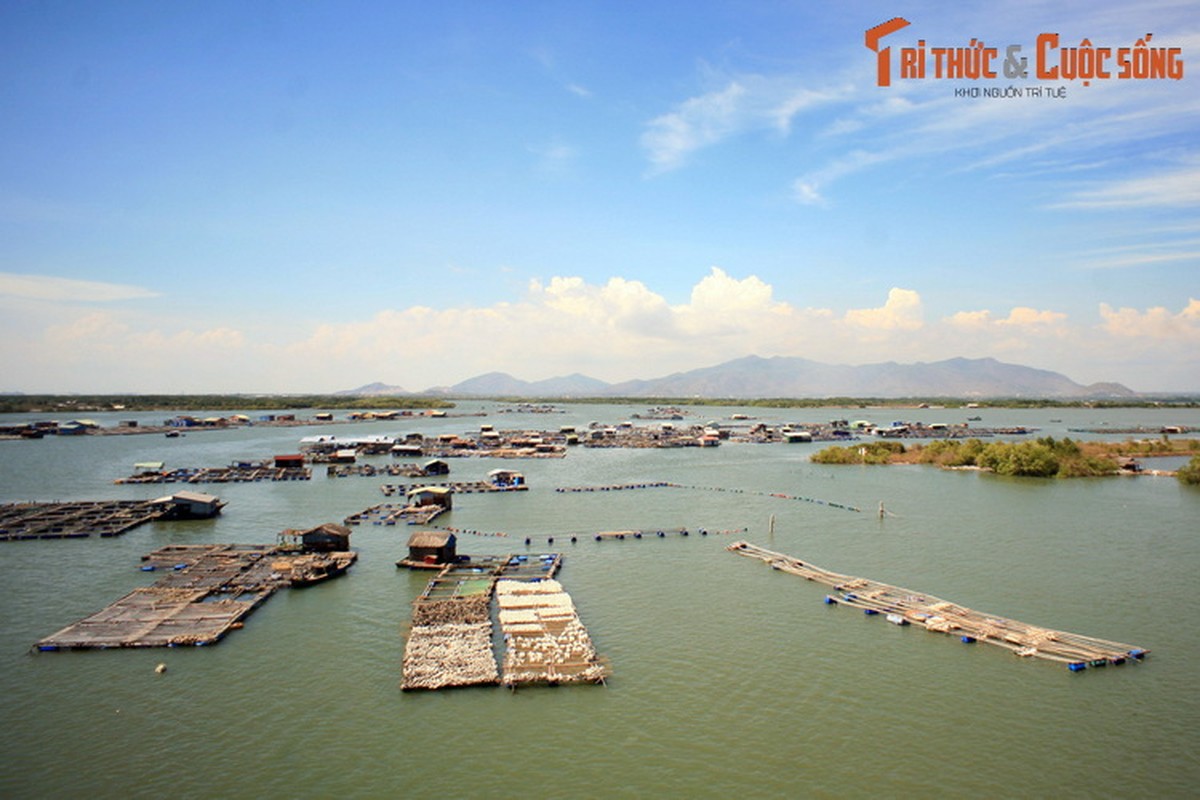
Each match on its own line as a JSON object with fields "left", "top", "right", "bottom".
{"left": 289, "top": 553, "right": 356, "bottom": 586}
{"left": 886, "top": 613, "right": 909, "bottom": 626}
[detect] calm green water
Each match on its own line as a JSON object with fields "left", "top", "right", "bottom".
{"left": 1, "top": 403, "right": 1197, "bottom": 798}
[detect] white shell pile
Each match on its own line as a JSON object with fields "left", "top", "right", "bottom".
{"left": 402, "top": 595, "right": 499, "bottom": 690}
{"left": 496, "top": 579, "right": 608, "bottom": 686}
{"left": 401, "top": 621, "right": 498, "bottom": 690}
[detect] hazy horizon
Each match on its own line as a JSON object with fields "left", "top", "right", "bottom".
{"left": 2, "top": 3, "right": 1197, "bottom": 393}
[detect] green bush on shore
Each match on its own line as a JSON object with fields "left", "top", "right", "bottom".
{"left": 1179, "top": 455, "right": 1200, "bottom": 486}
{"left": 813, "top": 436, "right": 1120, "bottom": 478}
{"left": 811, "top": 441, "right": 905, "bottom": 465}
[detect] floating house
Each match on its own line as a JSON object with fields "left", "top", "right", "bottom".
{"left": 407, "top": 486, "right": 453, "bottom": 511}
{"left": 488, "top": 469, "right": 525, "bottom": 487}
{"left": 274, "top": 454, "right": 306, "bottom": 469}
{"left": 302, "top": 523, "right": 351, "bottom": 552}
{"left": 278, "top": 522, "right": 352, "bottom": 553}
{"left": 158, "top": 490, "right": 225, "bottom": 519}
{"left": 423, "top": 459, "right": 450, "bottom": 475}
{"left": 402, "top": 531, "right": 457, "bottom": 567}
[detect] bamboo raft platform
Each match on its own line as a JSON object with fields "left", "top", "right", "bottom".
{"left": 727, "top": 541, "right": 1148, "bottom": 671}
{"left": 402, "top": 552, "right": 607, "bottom": 690}
{"left": 115, "top": 465, "right": 310, "bottom": 484}
{"left": 35, "top": 544, "right": 356, "bottom": 650}
{"left": 326, "top": 463, "right": 430, "bottom": 478}
{"left": 344, "top": 503, "right": 447, "bottom": 527}
{"left": 0, "top": 500, "right": 168, "bottom": 541}
{"left": 497, "top": 578, "right": 609, "bottom": 688}
{"left": 380, "top": 481, "right": 528, "bottom": 497}
{"left": 402, "top": 558, "right": 507, "bottom": 690}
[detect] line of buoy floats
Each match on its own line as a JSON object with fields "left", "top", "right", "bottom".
{"left": 553, "top": 482, "right": 861, "bottom": 513}
{"left": 427, "top": 523, "right": 748, "bottom": 544}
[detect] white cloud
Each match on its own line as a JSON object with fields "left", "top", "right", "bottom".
{"left": 947, "top": 306, "right": 1067, "bottom": 330}
{"left": 530, "top": 141, "right": 578, "bottom": 175}
{"left": 640, "top": 74, "right": 852, "bottom": 173}
{"left": 1054, "top": 160, "right": 1200, "bottom": 210}
{"left": 844, "top": 288, "right": 923, "bottom": 330}
{"left": 0, "top": 272, "right": 159, "bottom": 302}
{"left": 793, "top": 181, "right": 824, "bottom": 205}
{"left": 4, "top": 271, "right": 1197, "bottom": 392}
{"left": 1099, "top": 298, "right": 1200, "bottom": 340}
{"left": 641, "top": 82, "right": 748, "bottom": 172}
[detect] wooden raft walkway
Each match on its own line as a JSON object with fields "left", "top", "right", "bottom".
{"left": 0, "top": 500, "right": 167, "bottom": 541}
{"left": 728, "top": 541, "right": 1148, "bottom": 671}
{"left": 35, "top": 544, "right": 355, "bottom": 650}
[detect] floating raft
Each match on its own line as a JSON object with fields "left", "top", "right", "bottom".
{"left": 326, "top": 463, "right": 427, "bottom": 478}
{"left": 35, "top": 544, "right": 355, "bottom": 650}
{"left": 727, "top": 541, "right": 1148, "bottom": 671}
{"left": 115, "top": 465, "right": 310, "bottom": 484}
{"left": 401, "top": 553, "right": 606, "bottom": 690}
{"left": 344, "top": 502, "right": 446, "bottom": 526}
{"left": 0, "top": 500, "right": 167, "bottom": 541}
{"left": 401, "top": 554, "right": 563, "bottom": 690}
{"left": 402, "top": 558, "right": 507, "bottom": 690}
{"left": 381, "top": 481, "right": 528, "bottom": 497}
{"left": 497, "top": 578, "right": 608, "bottom": 688}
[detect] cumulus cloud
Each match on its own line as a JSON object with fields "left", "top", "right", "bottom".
{"left": 844, "top": 288, "right": 923, "bottom": 330}
{"left": 1099, "top": 298, "right": 1200, "bottom": 340}
{"left": 532, "top": 275, "right": 675, "bottom": 337}
{"left": 948, "top": 307, "right": 1067, "bottom": 330}
{"left": 0, "top": 272, "right": 159, "bottom": 302}
{"left": 5, "top": 270, "right": 1196, "bottom": 392}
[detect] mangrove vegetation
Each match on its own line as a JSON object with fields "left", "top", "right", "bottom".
{"left": 811, "top": 436, "right": 1200, "bottom": 482}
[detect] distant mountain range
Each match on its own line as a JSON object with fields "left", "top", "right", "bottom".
{"left": 335, "top": 381, "right": 408, "bottom": 396}
{"left": 340, "top": 356, "right": 1136, "bottom": 399}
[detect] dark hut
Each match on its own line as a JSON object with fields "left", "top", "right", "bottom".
{"left": 280, "top": 522, "right": 352, "bottom": 552}
{"left": 422, "top": 459, "right": 450, "bottom": 476}
{"left": 404, "top": 530, "right": 457, "bottom": 567}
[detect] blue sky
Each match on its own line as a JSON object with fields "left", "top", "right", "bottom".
{"left": 1, "top": 1, "right": 1197, "bottom": 393}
